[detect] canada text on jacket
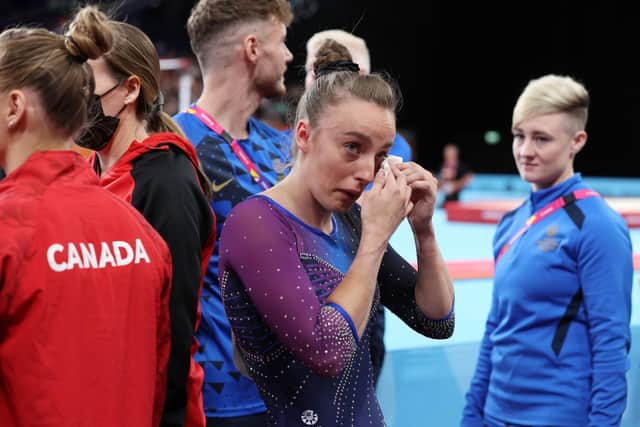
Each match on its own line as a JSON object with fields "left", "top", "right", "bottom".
{"left": 47, "top": 239, "right": 151, "bottom": 272}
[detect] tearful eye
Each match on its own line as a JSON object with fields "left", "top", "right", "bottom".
{"left": 344, "top": 143, "right": 360, "bottom": 154}
{"left": 375, "top": 153, "right": 388, "bottom": 166}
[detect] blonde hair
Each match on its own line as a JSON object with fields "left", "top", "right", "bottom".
{"left": 512, "top": 74, "right": 589, "bottom": 132}
{"left": 306, "top": 30, "right": 370, "bottom": 74}
{"left": 0, "top": 5, "right": 112, "bottom": 137}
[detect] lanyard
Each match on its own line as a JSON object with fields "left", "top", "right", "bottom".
{"left": 187, "top": 105, "right": 273, "bottom": 190}
{"left": 496, "top": 189, "right": 600, "bottom": 263}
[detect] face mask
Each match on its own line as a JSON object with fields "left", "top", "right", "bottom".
{"left": 75, "top": 82, "right": 126, "bottom": 151}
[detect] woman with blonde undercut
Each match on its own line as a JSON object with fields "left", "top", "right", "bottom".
{"left": 462, "top": 75, "right": 633, "bottom": 427}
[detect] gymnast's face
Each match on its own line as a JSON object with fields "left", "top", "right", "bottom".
{"left": 512, "top": 112, "right": 586, "bottom": 191}
{"left": 295, "top": 95, "right": 395, "bottom": 213}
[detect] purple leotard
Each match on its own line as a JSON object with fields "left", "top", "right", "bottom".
{"left": 219, "top": 195, "right": 454, "bottom": 426}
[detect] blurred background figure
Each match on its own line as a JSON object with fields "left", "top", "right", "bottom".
{"left": 253, "top": 97, "right": 291, "bottom": 131}
{"left": 437, "top": 142, "right": 474, "bottom": 206}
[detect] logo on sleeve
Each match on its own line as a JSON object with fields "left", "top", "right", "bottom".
{"left": 47, "top": 239, "right": 150, "bottom": 272}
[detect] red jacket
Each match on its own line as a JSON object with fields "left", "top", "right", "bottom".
{"left": 91, "top": 133, "right": 215, "bottom": 427}
{"left": 0, "top": 151, "right": 172, "bottom": 427}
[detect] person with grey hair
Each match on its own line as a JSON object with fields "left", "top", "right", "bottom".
{"left": 461, "top": 74, "right": 633, "bottom": 427}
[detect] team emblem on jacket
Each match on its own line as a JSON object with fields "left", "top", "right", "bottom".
{"left": 537, "top": 224, "right": 560, "bottom": 252}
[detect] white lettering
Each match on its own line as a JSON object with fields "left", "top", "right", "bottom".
{"left": 134, "top": 238, "right": 150, "bottom": 264}
{"left": 47, "top": 243, "right": 66, "bottom": 272}
{"left": 113, "top": 241, "right": 134, "bottom": 266}
{"left": 98, "top": 242, "right": 116, "bottom": 268}
{"left": 80, "top": 243, "right": 97, "bottom": 269}
{"left": 47, "top": 238, "right": 153, "bottom": 272}
{"left": 67, "top": 243, "right": 83, "bottom": 270}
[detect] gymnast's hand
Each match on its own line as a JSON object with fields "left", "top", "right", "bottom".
{"left": 393, "top": 161, "right": 438, "bottom": 237}
{"left": 359, "top": 165, "right": 413, "bottom": 245}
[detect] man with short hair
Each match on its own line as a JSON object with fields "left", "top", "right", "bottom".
{"left": 174, "top": 1, "right": 294, "bottom": 425}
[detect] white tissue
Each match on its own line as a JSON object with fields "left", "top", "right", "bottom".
{"left": 382, "top": 154, "right": 403, "bottom": 175}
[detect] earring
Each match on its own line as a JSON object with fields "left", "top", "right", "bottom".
{"left": 7, "top": 121, "right": 14, "bottom": 129}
